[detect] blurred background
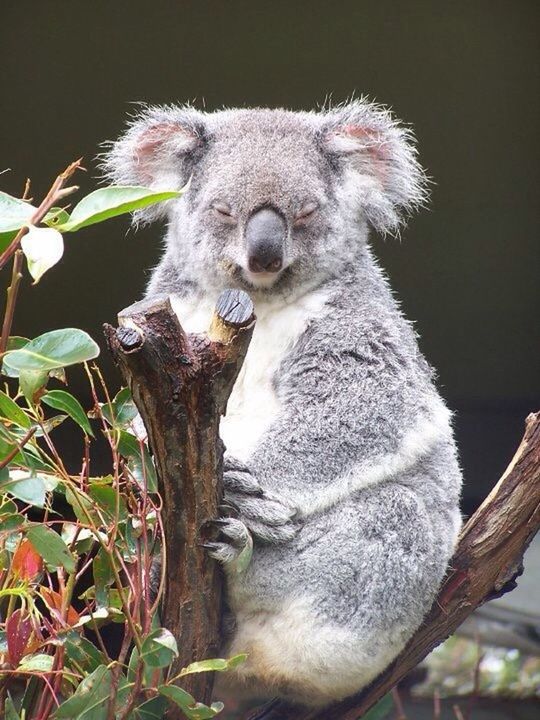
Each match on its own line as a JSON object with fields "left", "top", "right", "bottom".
{"left": 1, "top": 2, "right": 539, "bottom": 716}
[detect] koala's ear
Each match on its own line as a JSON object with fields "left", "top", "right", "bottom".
{"left": 320, "top": 100, "right": 428, "bottom": 234}
{"left": 100, "top": 105, "right": 207, "bottom": 223}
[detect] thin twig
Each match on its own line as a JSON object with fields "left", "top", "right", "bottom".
{"left": 0, "top": 425, "right": 37, "bottom": 470}
{"left": 0, "top": 159, "right": 82, "bottom": 271}
{"left": 0, "top": 249, "right": 24, "bottom": 354}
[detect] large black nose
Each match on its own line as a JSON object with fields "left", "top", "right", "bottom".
{"left": 245, "top": 207, "right": 286, "bottom": 273}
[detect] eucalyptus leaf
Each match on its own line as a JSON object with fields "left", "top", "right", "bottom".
{"left": 42, "top": 390, "right": 93, "bottom": 436}
{"left": 0, "top": 191, "right": 35, "bottom": 233}
{"left": 1, "top": 337, "right": 29, "bottom": 377}
{"left": 140, "top": 628, "right": 178, "bottom": 669}
{"left": 20, "top": 225, "right": 64, "bottom": 283}
{"left": 181, "top": 654, "right": 247, "bottom": 675}
{"left": 3, "top": 328, "right": 99, "bottom": 375}
{"left": 18, "top": 653, "right": 54, "bottom": 672}
{"left": 26, "top": 524, "right": 76, "bottom": 573}
{"left": 88, "top": 482, "right": 127, "bottom": 521}
{"left": 0, "top": 391, "right": 32, "bottom": 429}
{"left": 101, "top": 386, "right": 137, "bottom": 428}
{"left": 57, "top": 186, "right": 181, "bottom": 232}
{"left": 19, "top": 369, "right": 49, "bottom": 403}
{"left": 0, "top": 231, "right": 17, "bottom": 253}
{"left": 4, "top": 695, "right": 21, "bottom": 720}
{"left": 64, "top": 634, "right": 107, "bottom": 674}
{"left": 53, "top": 664, "right": 111, "bottom": 719}
{"left": 134, "top": 697, "right": 167, "bottom": 720}
{"left": 157, "top": 685, "right": 196, "bottom": 710}
{"left": 43, "top": 207, "right": 70, "bottom": 228}
{"left": 1, "top": 471, "right": 47, "bottom": 507}
{"left": 118, "top": 430, "right": 157, "bottom": 492}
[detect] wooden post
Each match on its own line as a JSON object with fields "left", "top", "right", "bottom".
{"left": 244, "top": 412, "right": 540, "bottom": 720}
{"left": 104, "top": 289, "right": 255, "bottom": 713}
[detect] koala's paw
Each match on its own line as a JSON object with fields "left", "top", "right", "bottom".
{"left": 203, "top": 517, "right": 253, "bottom": 573}
{"left": 222, "top": 465, "right": 299, "bottom": 544}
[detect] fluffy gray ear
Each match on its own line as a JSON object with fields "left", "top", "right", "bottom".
{"left": 100, "top": 104, "right": 207, "bottom": 223}
{"left": 320, "top": 100, "right": 428, "bottom": 234}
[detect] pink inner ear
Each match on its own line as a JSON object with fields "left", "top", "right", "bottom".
{"left": 338, "top": 125, "right": 390, "bottom": 187}
{"left": 136, "top": 122, "right": 198, "bottom": 155}
{"left": 342, "top": 125, "right": 389, "bottom": 160}
{"left": 133, "top": 122, "right": 200, "bottom": 184}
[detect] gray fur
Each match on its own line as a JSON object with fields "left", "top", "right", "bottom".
{"left": 103, "top": 101, "right": 461, "bottom": 707}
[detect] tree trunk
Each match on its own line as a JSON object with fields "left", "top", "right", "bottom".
{"left": 104, "top": 289, "right": 255, "bottom": 714}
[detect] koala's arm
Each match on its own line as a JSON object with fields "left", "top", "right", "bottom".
{"left": 223, "top": 293, "right": 459, "bottom": 544}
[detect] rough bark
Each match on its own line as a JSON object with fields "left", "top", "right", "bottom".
{"left": 244, "top": 412, "right": 540, "bottom": 720}
{"left": 104, "top": 290, "right": 255, "bottom": 714}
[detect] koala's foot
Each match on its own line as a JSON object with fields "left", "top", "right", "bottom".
{"left": 223, "top": 460, "right": 298, "bottom": 544}
{"left": 203, "top": 517, "right": 253, "bottom": 573}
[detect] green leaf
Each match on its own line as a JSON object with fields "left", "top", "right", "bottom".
{"left": 1, "top": 471, "right": 48, "bottom": 507}
{"left": 42, "top": 390, "right": 93, "bottom": 436}
{"left": 18, "top": 653, "right": 54, "bottom": 672}
{"left": 3, "top": 328, "right": 99, "bottom": 375}
{"left": 26, "top": 524, "right": 76, "bottom": 573}
{"left": 19, "top": 369, "right": 49, "bottom": 403}
{"left": 93, "top": 548, "right": 114, "bottom": 608}
{"left": 0, "top": 231, "right": 17, "bottom": 253}
{"left": 140, "top": 628, "right": 178, "bottom": 669}
{"left": 0, "top": 514, "right": 25, "bottom": 532}
{"left": 0, "top": 391, "right": 32, "bottom": 429}
{"left": 53, "top": 665, "right": 111, "bottom": 719}
{"left": 1, "top": 337, "right": 29, "bottom": 377}
{"left": 118, "top": 430, "right": 157, "bottom": 492}
{"left": 64, "top": 634, "right": 107, "bottom": 674}
{"left": 157, "top": 689, "right": 224, "bottom": 720}
{"left": 180, "top": 654, "right": 247, "bottom": 675}
{"left": 362, "top": 693, "right": 393, "bottom": 720}
{"left": 88, "top": 482, "right": 127, "bottom": 521}
{"left": 4, "top": 695, "right": 21, "bottom": 720}
{"left": 0, "top": 498, "right": 18, "bottom": 517}
{"left": 134, "top": 698, "right": 167, "bottom": 720}
{"left": 43, "top": 207, "right": 70, "bottom": 228}
{"left": 65, "top": 485, "right": 93, "bottom": 524}
{"left": 157, "top": 685, "right": 196, "bottom": 709}
{"left": 0, "top": 191, "right": 35, "bottom": 234}
{"left": 57, "top": 186, "right": 182, "bottom": 232}
{"left": 101, "top": 387, "right": 138, "bottom": 428}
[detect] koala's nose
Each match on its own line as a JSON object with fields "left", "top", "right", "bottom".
{"left": 245, "top": 207, "right": 286, "bottom": 273}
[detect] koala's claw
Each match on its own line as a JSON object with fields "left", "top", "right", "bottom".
{"left": 203, "top": 517, "right": 253, "bottom": 572}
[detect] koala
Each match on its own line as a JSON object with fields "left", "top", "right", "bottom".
{"left": 103, "top": 101, "right": 462, "bottom": 708}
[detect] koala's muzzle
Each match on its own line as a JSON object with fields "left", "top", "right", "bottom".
{"left": 245, "top": 207, "right": 286, "bottom": 274}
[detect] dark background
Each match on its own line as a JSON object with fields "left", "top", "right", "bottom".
{"left": 1, "top": 1, "right": 539, "bottom": 512}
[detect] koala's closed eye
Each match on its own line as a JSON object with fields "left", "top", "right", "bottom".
{"left": 211, "top": 201, "right": 237, "bottom": 224}
{"left": 293, "top": 202, "right": 319, "bottom": 227}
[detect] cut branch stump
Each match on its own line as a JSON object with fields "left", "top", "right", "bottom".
{"left": 104, "top": 290, "right": 255, "bottom": 715}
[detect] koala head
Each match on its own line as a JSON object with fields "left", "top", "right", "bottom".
{"left": 102, "top": 101, "right": 426, "bottom": 296}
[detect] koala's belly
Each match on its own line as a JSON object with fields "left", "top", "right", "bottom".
{"left": 170, "top": 288, "right": 331, "bottom": 462}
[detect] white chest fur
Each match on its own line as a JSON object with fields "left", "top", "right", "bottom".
{"left": 170, "top": 288, "right": 330, "bottom": 462}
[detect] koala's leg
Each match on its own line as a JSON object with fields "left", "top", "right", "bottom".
{"left": 218, "top": 478, "right": 456, "bottom": 708}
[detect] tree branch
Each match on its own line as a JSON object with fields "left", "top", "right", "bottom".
{"left": 244, "top": 412, "right": 540, "bottom": 720}
{"left": 104, "top": 290, "right": 255, "bottom": 715}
